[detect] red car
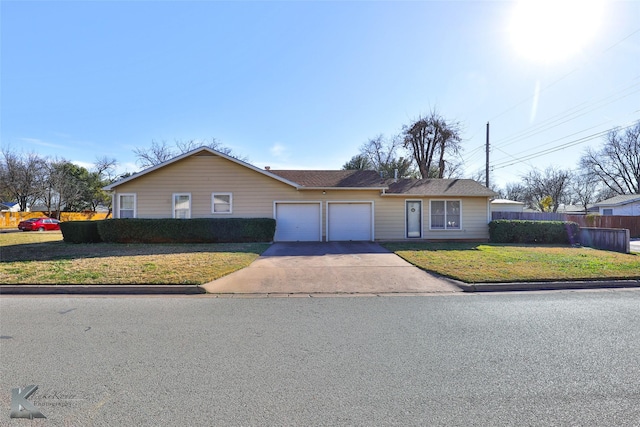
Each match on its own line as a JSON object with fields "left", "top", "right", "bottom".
{"left": 18, "top": 217, "right": 61, "bottom": 232}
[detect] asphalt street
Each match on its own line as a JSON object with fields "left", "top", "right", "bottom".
{"left": 1, "top": 291, "right": 640, "bottom": 426}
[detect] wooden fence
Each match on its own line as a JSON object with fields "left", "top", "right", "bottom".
{"left": 579, "top": 228, "right": 630, "bottom": 254}
{"left": 1, "top": 211, "right": 110, "bottom": 229}
{"left": 491, "top": 211, "right": 567, "bottom": 221}
{"left": 566, "top": 215, "right": 640, "bottom": 238}
{"left": 492, "top": 212, "right": 640, "bottom": 238}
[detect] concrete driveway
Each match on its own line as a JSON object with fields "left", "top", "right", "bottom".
{"left": 201, "top": 242, "right": 461, "bottom": 294}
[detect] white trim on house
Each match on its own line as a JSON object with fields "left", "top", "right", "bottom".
{"left": 212, "top": 192, "right": 233, "bottom": 214}
{"left": 117, "top": 193, "right": 136, "bottom": 218}
{"left": 429, "top": 199, "right": 462, "bottom": 231}
{"left": 172, "top": 193, "right": 191, "bottom": 219}
{"left": 326, "top": 201, "right": 375, "bottom": 242}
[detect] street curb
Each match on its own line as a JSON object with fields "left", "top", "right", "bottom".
{"left": 453, "top": 279, "right": 640, "bottom": 292}
{"left": 2, "top": 281, "right": 640, "bottom": 295}
{"left": 0, "top": 285, "right": 206, "bottom": 295}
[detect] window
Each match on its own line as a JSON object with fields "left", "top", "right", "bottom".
{"left": 119, "top": 194, "right": 136, "bottom": 218}
{"left": 430, "top": 200, "right": 461, "bottom": 230}
{"left": 173, "top": 193, "right": 191, "bottom": 218}
{"left": 212, "top": 193, "right": 232, "bottom": 214}
{"left": 602, "top": 208, "right": 613, "bottom": 216}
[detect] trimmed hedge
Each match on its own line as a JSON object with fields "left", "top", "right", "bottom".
{"left": 60, "top": 220, "right": 103, "bottom": 243}
{"left": 489, "top": 220, "right": 580, "bottom": 244}
{"left": 96, "top": 218, "right": 276, "bottom": 243}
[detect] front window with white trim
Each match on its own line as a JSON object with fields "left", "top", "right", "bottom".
{"left": 212, "top": 193, "right": 232, "bottom": 214}
{"left": 430, "top": 200, "right": 461, "bottom": 230}
{"left": 173, "top": 193, "right": 191, "bottom": 218}
{"left": 119, "top": 194, "right": 136, "bottom": 218}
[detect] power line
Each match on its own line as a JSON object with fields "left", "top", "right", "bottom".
{"left": 492, "top": 114, "right": 638, "bottom": 164}
{"left": 491, "top": 121, "right": 638, "bottom": 170}
{"left": 492, "top": 81, "right": 640, "bottom": 148}
{"left": 461, "top": 76, "right": 640, "bottom": 166}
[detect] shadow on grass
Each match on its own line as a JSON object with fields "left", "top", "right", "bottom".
{"left": 381, "top": 242, "right": 485, "bottom": 252}
{"left": 1, "top": 241, "right": 272, "bottom": 262}
{"left": 381, "top": 242, "right": 586, "bottom": 252}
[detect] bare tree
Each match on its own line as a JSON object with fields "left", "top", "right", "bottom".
{"left": 402, "top": 110, "right": 462, "bottom": 179}
{"left": 521, "top": 166, "right": 572, "bottom": 212}
{"left": 0, "top": 148, "right": 47, "bottom": 211}
{"left": 91, "top": 156, "right": 118, "bottom": 215}
{"left": 133, "top": 140, "right": 176, "bottom": 168}
{"left": 134, "top": 138, "right": 247, "bottom": 168}
{"left": 580, "top": 120, "right": 640, "bottom": 195}
{"left": 469, "top": 168, "right": 500, "bottom": 193}
{"left": 345, "top": 135, "right": 417, "bottom": 179}
{"left": 570, "top": 171, "right": 600, "bottom": 213}
{"left": 503, "top": 182, "right": 528, "bottom": 203}
{"left": 94, "top": 156, "right": 118, "bottom": 181}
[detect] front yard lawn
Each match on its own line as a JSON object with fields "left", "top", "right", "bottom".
{"left": 382, "top": 242, "right": 640, "bottom": 283}
{"left": 1, "top": 231, "right": 270, "bottom": 284}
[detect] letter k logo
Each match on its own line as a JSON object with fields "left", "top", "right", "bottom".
{"left": 10, "top": 385, "right": 46, "bottom": 419}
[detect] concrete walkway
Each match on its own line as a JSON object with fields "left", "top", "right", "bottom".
{"left": 201, "top": 242, "right": 461, "bottom": 294}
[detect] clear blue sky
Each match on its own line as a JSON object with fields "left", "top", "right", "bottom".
{"left": 2, "top": 0, "right": 639, "bottom": 189}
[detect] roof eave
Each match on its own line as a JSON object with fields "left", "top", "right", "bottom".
{"left": 298, "top": 186, "right": 388, "bottom": 191}
{"left": 381, "top": 193, "right": 496, "bottom": 197}
{"left": 596, "top": 197, "right": 640, "bottom": 207}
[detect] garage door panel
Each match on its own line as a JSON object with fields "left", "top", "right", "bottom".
{"left": 275, "top": 203, "right": 321, "bottom": 242}
{"left": 328, "top": 203, "right": 372, "bottom": 241}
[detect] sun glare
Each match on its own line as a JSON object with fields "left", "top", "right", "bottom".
{"left": 508, "top": 0, "right": 604, "bottom": 63}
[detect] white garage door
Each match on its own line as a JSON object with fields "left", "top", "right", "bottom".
{"left": 328, "top": 202, "right": 373, "bottom": 241}
{"left": 274, "top": 203, "right": 321, "bottom": 242}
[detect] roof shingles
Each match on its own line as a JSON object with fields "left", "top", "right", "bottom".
{"left": 385, "top": 178, "right": 497, "bottom": 197}
{"left": 269, "top": 170, "right": 386, "bottom": 188}
{"left": 269, "top": 170, "right": 496, "bottom": 197}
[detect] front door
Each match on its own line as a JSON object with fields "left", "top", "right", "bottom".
{"left": 406, "top": 201, "right": 422, "bottom": 238}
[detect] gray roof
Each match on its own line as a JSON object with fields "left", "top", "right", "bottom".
{"left": 385, "top": 179, "right": 497, "bottom": 197}
{"left": 595, "top": 194, "right": 640, "bottom": 207}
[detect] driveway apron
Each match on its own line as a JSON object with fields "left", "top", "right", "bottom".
{"left": 202, "top": 242, "right": 461, "bottom": 294}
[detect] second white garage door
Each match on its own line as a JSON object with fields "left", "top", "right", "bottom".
{"left": 274, "top": 203, "right": 321, "bottom": 242}
{"left": 327, "top": 202, "right": 373, "bottom": 241}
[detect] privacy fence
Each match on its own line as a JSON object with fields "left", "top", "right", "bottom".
{"left": 492, "top": 212, "right": 640, "bottom": 238}
{"left": 492, "top": 211, "right": 639, "bottom": 253}
{"left": 0, "top": 212, "right": 110, "bottom": 229}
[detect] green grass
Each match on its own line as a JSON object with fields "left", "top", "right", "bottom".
{"left": 1, "top": 231, "right": 270, "bottom": 285}
{"left": 381, "top": 242, "right": 640, "bottom": 283}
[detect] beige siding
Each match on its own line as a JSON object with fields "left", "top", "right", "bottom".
{"left": 112, "top": 153, "right": 490, "bottom": 240}
{"left": 375, "top": 196, "right": 490, "bottom": 240}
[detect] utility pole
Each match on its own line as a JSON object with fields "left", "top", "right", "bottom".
{"left": 485, "top": 122, "right": 490, "bottom": 188}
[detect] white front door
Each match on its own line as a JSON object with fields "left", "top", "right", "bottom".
{"left": 406, "top": 201, "right": 422, "bottom": 238}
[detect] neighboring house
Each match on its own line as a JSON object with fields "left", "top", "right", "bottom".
{"left": 491, "top": 199, "right": 524, "bottom": 213}
{"left": 595, "top": 195, "right": 640, "bottom": 216}
{"left": 557, "top": 204, "right": 597, "bottom": 215}
{"left": 0, "top": 202, "right": 20, "bottom": 212}
{"left": 103, "top": 147, "right": 497, "bottom": 242}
